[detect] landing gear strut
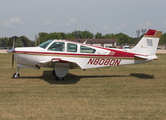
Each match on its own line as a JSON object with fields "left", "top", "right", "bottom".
{"left": 13, "top": 66, "right": 20, "bottom": 78}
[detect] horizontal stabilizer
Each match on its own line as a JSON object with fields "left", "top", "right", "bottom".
{"left": 135, "top": 55, "right": 158, "bottom": 61}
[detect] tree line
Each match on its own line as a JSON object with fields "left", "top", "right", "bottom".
{"left": 38, "top": 30, "right": 166, "bottom": 45}
{"left": 0, "top": 36, "right": 35, "bottom": 48}
{"left": 1, "top": 30, "right": 166, "bottom": 47}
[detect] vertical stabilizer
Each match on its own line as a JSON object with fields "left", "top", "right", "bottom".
{"left": 131, "top": 29, "right": 162, "bottom": 55}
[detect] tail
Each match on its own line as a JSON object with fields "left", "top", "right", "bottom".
{"left": 131, "top": 29, "right": 162, "bottom": 57}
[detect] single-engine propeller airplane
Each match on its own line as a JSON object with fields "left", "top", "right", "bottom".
{"left": 7, "top": 29, "right": 162, "bottom": 80}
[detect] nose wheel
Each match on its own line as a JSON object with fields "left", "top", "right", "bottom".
{"left": 13, "top": 66, "right": 20, "bottom": 78}
{"left": 13, "top": 73, "right": 20, "bottom": 78}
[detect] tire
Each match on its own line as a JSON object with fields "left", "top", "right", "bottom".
{"left": 13, "top": 73, "right": 20, "bottom": 78}
{"left": 52, "top": 70, "right": 55, "bottom": 76}
{"left": 55, "top": 76, "right": 64, "bottom": 81}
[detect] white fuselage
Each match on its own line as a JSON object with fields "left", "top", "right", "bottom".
{"left": 14, "top": 40, "right": 149, "bottom": 70}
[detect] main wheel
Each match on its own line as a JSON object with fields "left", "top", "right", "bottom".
{"left": 13, "top": 73, "right": 20, "bottom": 78}
{"left": 52, "top": 70, "right": 55, "bottom": 76}
{"left": 55, "top": 76, "right": 64, "bottom": 81}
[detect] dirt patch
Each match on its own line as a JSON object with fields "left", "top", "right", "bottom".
{"left": 0, "top": 50, "right": 7, "bottom": 53}
{"left": 156, "top": 50, "right": 166, "bottom": 54}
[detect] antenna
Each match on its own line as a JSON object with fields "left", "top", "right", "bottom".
{"left": 35, "top": 34, "right": 37, "bottom": 47}
{"left": 74, "top": 24, "right": 80, "bottom": 39}
{"left": 141, "top": 28, "right": 146, "bottom": 35}
{"left": 86, "top": 26, "right": 87, "bottom": 39}
{"left": 136, "top": 29, "right": 140, "bottom": 38}
{"left": 38, "top": 33, "right": 40, "bottom": 45}
{"left": 83, "top": 39, "right": 88, "bottom": 44}
{"left": 141, "top": 23, "right": 146, "bottom": 35}
{"left": 136, "top": 26, "right": 140, "bottom": 43}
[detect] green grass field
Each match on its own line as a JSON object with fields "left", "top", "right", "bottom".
{"left": 0, "top": 54, "right": 166, "bottom": 120}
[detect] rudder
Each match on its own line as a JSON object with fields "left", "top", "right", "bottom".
{"left": 131, "top": 29, "right": 162, "bottom": 55}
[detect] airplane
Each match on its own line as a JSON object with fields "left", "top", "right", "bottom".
{"left": 7, "top": 29, "right": 162, "bottom": 81}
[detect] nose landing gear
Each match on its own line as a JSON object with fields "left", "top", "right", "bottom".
{"left": 13, "top": 66, "right": 20, "bottom": 78}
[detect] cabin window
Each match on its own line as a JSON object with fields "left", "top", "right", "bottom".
{"left": 48, "top": 42, "right": 65, "bottom": 51}
{"left": 80, "top": 45, "right": 96, "bottom": 53}
{"left": 67, "top": 43, "right": 77, "bottom": 52}
{"left": 39, "top": 40, "right": 53, "bottom": 49}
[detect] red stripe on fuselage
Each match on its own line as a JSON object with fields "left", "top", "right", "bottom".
{"left": 15, "top": 50, "right": 136, "bottom": 58}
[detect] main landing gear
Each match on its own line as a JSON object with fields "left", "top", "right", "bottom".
{"left": 13, "top": 66, "right": 20, "bottom": 78}
{"left": 52, "top": 63, "right": 69, "bottom": 81}
{"left": 52, "top": 67, "right": 68, "bottom": 81}
{"left": 52, "top": 70, "right": 64, "bottom": 81}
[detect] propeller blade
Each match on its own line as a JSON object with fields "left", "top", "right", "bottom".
{"left": 7, "top": 36, "right": 17, "bottom": 69}
{"left": 12, "top": 54, "right": 14, "bottom": 69}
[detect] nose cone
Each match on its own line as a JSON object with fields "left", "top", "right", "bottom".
{"left": 7, "top": 48, "right": 15, "bottom": 54}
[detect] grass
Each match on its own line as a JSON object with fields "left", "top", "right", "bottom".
{"left": 0, "top": 53, "right": 166, "bottom": 120}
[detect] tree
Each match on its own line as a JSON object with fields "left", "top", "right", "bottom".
{"left": 38, "top": 32, "right": 49, "bottom": 43}
{"left": 8, "top": 37, "right": 14, "bottom": 47}
{"left": 80, "top": 31, "right": 94, "bottom": 39}
{"left": 20, "top": 36, "right": 28, "bottom": 47}
{"left": 59, "top": 32, "right": 67, "bottom": 39}
{"left": 2, "top": 31, "right": 166, "bottom": 47}
{"left": 0, "top": 38, "right": 7, "bottom": 47}
{"left": 115, "top": 33, "right": 130, "bottom": 44}
{"left": 66, "top": 33, "right": 75, "bottom": 39}
{"left": 6, "top": 36, "right": 34, "bottom": 47}
{"left": 71, "top": 30, "right": 94, "bottom": 39}
{"left": 95, "top": 32, "right": 102, "bottom": 39}
{"left": 49, "top": 32, "right": 63, "bottom": 40}
{"left": 159, "top": 33, "right": 166, "bottom": 44}
{"left": 103, "top": 33, "right": 116, "bottom": 39}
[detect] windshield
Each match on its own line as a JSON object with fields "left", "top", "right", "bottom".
{"left": 48, "top": 42, "right": 65, "bottom": 51}
{"left": 38, "top": 40, "right": 53, "bottom": 49}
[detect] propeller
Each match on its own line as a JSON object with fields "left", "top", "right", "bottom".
{"left": 12, "top": 37, "right": 16, "bottom": 68}
{"left": 7, "top": 36, "right": 17, "bottom": 68}
{"left": 12, "top": 53, "right": 14, "bottom": 68}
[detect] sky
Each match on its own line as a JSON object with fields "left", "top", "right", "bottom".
{"left": 1, "top": 0, "right": 166, "bottom": 41}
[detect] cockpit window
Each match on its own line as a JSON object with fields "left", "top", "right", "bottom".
{"left": 80, "top": 45, "right": 96, "bottom": 53}
{"left": 39, "top": 40, "right": 53, "bottom": 49}
{"left": 48, "top": 42, "right": 65, "bottom": 51}
{"left": 67, "top": 43, "right": 77, "bottom": 52}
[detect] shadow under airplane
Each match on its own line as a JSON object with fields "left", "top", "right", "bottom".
{"left": 130, "top": 73, "right": 154, "bottom": 79}
{"left": 20, "top": 70, "right": 155, "bottom": 85}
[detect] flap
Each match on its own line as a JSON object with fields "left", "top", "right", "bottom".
{"left": 39, "top": 58, "right": 61, "bottom": 64}
{"left": 38, "top": 58, "right": 70, "bottom": 65}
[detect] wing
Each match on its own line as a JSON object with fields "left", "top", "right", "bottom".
{"left": 38, "top": 58, "right": 81, "bottom": 69}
